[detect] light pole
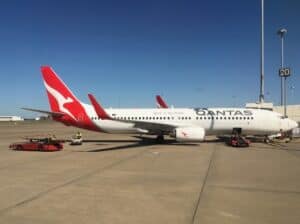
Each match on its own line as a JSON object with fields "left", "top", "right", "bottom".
{"left": 277, "top": 28, "right": 287, "bottom": 106}
{"left": 277, "top": 28, "right": 290, "bottom": 117}
{"left": 259, "top": 0, "right": 265, "bottom": 103}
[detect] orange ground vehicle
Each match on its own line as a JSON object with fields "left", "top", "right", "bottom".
{"left": 9, "top": 138, "right": 63, "bottom": 151}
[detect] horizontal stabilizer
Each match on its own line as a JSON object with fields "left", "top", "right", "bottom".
{"left": 22, "top": 108, "right": 65, "bottom": 117}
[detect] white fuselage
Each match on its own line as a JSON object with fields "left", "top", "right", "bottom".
{"left": 81, "top": 104, "right": 297, "bottom": 136}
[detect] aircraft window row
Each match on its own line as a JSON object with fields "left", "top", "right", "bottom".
{"left": 178, "top": 117, "right": 192, "bottom": 120}
{"left": 91, "top": 116, "right": 254, "bottom": 121}
{"left": 116, "top": 116, "right": 175, "bottom": 120}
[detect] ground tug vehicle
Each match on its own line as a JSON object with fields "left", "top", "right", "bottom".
{"left": 10, "top": 137, "right": 63, "bottom": 151}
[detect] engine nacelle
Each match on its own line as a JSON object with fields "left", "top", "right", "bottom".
{"left": 175, "top": 127, "right": 205, "bottom": 142}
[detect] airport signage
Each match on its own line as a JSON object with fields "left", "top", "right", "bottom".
{"left": 279, "top": 68, "right": 291, "bottom": 77}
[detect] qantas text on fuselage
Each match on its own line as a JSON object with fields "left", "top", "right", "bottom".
{"left": 194, "top": 109, "right": 253, "bottom": 117}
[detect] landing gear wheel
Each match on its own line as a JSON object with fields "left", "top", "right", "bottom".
{"left": 264, "top": 137, "right": 270, "bottom": 144}
{"left": 156, "top": 135, "right": 164, "bottom": 144}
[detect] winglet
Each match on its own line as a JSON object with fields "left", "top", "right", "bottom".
{"left": 88, "top": 94, "right": 111, "bottom": 120}
{"left": 156, "top": 95, "right": 168, "bottom": 108}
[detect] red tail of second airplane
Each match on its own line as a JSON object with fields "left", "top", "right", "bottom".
{"left": 156, "top": 95, "right": 168, "bottom": 108}
{"left": 41, "top": 66, "right": 97, "bottom": 130}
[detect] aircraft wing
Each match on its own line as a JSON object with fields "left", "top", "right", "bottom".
{"left": 88, "top": 94, "right": 177, "bottom": 134}
{"left": 116, "top": 118, "right": 177, "bottom": 134}
{"left": 22, "top": 108, "right": 65, "bottom": 117}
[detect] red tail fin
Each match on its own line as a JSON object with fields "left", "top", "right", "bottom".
{"left": 156, "top": 95, "right": 168, "bottom": 108}
{"left": 40, "top": 66, "right": 96, "bottom": 131}
{"left": 41, "top": 66, "right": 83, "bottom": 121}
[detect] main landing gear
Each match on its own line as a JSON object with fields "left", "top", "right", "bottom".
{"left": 263, "top": 136, "right": 271, "bottom": 143}
{"left": 156, "top": 135, "right": 164, "bottom": 144}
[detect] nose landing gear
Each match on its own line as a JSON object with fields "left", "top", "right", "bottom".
{"left": 228, "top": 128, "right": 250, "bottom": 147}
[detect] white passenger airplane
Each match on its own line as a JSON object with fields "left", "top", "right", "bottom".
{"left": 24, "top": 66, "right": 298, "bottom": 143}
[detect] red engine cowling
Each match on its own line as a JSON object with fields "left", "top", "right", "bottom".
{"left": 175, "top": 127, "right": 205, "bottom": 142}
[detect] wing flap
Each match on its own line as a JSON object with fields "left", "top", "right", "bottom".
{"left": 114, "top": 119, "right": 176, "bottom": 134}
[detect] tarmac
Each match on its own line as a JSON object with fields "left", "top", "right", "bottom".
{"left": 0, "top": 121, "right": 299, "bottom": 224}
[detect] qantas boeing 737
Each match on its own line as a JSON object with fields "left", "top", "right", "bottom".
{"left": 24, "top": 66, "right": 298, "bottom": 143}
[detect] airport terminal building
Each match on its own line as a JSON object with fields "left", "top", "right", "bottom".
{"left": 246, "top": 103, "right": 300, "bottom": 122}
{"left": 0, "top": 116, "right": 24, "bottom": 122}
{"left": 273, "top": 105, "right": 300, "bottom": 122}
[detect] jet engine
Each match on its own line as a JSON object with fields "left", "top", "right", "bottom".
{"left": 174, "top": 127, "right": 205, "bottom": 142}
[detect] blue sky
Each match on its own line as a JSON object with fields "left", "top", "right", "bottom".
{"left": 0, "top": 0, "right": 299, "bottom": 117}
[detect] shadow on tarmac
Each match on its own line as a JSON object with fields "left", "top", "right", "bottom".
{"left": 81, "top": 136, "right": 199, "bottom": 152}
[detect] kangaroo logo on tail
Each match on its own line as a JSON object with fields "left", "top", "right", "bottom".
{"left": 41, "top": 66, "right": 85, "bottom": 122}
{"left": 43, "top": 80, "right": 77, "bottom": 121}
